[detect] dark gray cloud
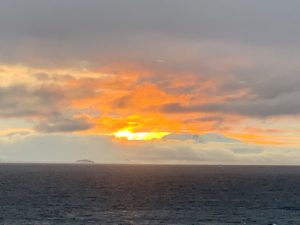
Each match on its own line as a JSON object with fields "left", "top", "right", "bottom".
{"left": 162, "top": 62, "right": 300, "bottom": 118}
{"left": 0, "top": 83, "right": 94, "bottom": 133}
{"left": 0, "top": 85, "right": 64, "bottom": 118}
{"left": 162, "top": 90, "right": 300, "bottom": 118}
{"left": 34, "top": 113, "right": 91, "bottom": 133}
{"left": 1, "top": 0, "right": 300, "bottom": 43}
{"left": 1, "top": 0, "right": 300, "bottom": 67}
{"left": 200, "top": 93, "right": 300, "bottom": 117}
{"left": 227, "top": 66, "right": 300, "bottom": 99}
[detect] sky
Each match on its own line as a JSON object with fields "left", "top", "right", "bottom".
{"left": 0, "top": 0, "right": 300, "bottom": 164}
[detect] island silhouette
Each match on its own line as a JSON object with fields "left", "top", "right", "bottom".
{"left": 75, "top": 159, "right": 95, "bottom": 164}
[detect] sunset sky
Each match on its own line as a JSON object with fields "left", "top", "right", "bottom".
{"left": 1, "top": 0, "right": 300, "bottom": 164}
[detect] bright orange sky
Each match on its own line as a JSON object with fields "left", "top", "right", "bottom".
{"left": 1, "top": 63, "right": 299, "bottom": 147}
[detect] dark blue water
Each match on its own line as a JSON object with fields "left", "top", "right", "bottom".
{"left": 0, "top": 164, "right": 299, "bottom": 224}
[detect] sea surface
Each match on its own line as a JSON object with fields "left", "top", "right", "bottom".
{"left": 0, "top": 164, "right": 299, "bottom": 225}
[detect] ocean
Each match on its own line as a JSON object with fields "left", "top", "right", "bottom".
{"left": 0, "top": 164, "right": 299, "bottom": 224}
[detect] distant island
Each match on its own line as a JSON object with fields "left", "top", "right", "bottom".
{"left": 75, "top": 159, "right": 95, "bottom": 164}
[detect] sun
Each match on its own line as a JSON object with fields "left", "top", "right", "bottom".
{"left": 112, "top": 130, "right": 169, "bottom": 141}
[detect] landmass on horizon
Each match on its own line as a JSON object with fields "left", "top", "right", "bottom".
{"left": 76, "top": 159, "right": 95, "bottom": 164}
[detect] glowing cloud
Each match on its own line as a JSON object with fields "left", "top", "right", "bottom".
{"left": 112, "top": 130, "right": 170, "bottom": 141}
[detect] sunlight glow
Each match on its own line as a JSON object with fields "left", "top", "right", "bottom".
{"left": 113, "top": 130, "right": 170, "bottom": 141}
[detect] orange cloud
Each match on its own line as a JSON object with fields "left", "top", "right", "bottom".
{"left": 1, "top": 62, "right": 299, "bottom": 146}
{"left": 89, "top": 114, "right": 183, "bottom": 135}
